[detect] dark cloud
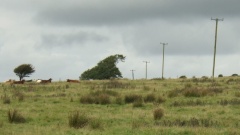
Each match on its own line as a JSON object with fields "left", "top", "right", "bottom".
{"left": 34, "top": 0, "right": 240, "bottom": 26}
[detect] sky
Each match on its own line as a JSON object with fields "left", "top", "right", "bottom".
{"left": 0, "top": 0, "right": 239, "bottom": 81}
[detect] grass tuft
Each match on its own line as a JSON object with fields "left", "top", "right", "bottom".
{"left": 68, "top": 111, "right": 89, "bottom": 129}
{"left": 153, "top": 108, "right": 164, "bottom": 120}
{"left": 8, "top": 109, "right": 26, "bottom": 123}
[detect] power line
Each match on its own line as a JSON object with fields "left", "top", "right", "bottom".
{"left": 160, "top": 42, "right": 168, "bottom": 79}
{"left": 143, "top": 61, "right": 150, "bottom": 79}
{"left": 211, "top": 18, "right": 224, "bottom": 81}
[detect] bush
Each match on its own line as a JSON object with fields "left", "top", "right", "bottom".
{"left": 232, "top": 74, "right": 238, "bottom": 77}
{"left": 218, "top": 74, "right": 223, "bottom": 77}
{"left": 68, "top": 111, "right": 89, "bottom": 129}
{"left": 144, "top": 94, "right": 156, "bottom": 102}
{"left": 8, "top": 109, "right": 26, "bottom": 123}
{"left": 153, "top": 108, "right": 164, "bottom": 120}
{"left": 179, "top": 75, "right": 187, "bottom": 79}
{"left": 125, "top": 94, "right": 142, "bottom": 103}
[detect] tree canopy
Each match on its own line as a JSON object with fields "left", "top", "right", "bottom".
{"left": 14, "top": 64, "right": 35, "bottom": 81}
{"left": 80, "top": 54, "right": 125, "bottom": 80}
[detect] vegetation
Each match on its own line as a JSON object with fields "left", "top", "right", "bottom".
{"left": 13, "top": 64, "right": 35, "bottom": 81}
{"left": 0, "top": 77, "right": 240, "bottom": 134}
{"left": 80, "top": 54, "right": 125, "bottom": 80}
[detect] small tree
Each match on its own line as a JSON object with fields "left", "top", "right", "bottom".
{"left": 80, "top": 54, "right": 125, "bottom": 80}
{"left": 14, "top": 64, "right": 35, "bottom": 81}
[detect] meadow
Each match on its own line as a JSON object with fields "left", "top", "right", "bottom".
{"left": 0, "top": 77, "right": 240, "bottom": 135}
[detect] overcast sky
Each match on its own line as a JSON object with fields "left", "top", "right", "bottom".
{"left": 0, "top": 0, "right": 239, "bottom": 81}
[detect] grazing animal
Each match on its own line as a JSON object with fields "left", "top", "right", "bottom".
{"left": 67, "top": 79, "right": 80, "bottom": 83}
{"left": 12, "top": 80, "right": 25, "bottom": 84}
{"left": 41, "top": 78, "right": 52, "bottom": 83}
{"left": 25, "top": 79, "right": 32, "bottom": 82}
{"left": 36, "top": 79, "right": 42, "bottom": 83}
{"left": 5, "top": 79, "right": 13, "bottom": 83}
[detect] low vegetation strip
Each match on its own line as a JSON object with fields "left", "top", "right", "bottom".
{"left": 0, "top": 78, "right": 240, "bottom": 134}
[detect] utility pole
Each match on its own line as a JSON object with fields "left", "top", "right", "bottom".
{"left": 211, "top": 18, "right": 223, "bottom": 81}
{"left": 143, "top": 61, "right": 150, "bottom": 79}
{"left": 160, "top": 42, "right": 168, "bottom": 79}
{"left": 130, "top": 70, "right": 135, "bottom": 80}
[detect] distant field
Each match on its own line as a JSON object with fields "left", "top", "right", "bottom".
{"left": 0, "top": 77, "right": 240, "bottom": 135}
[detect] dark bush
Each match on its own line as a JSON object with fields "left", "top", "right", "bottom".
{"left": 125, "top": 94, "right": 142, "bottom": 103}
{"left": 179, "top": 75, "right": 187, "bottom": 79}
{"left": 144, "top": 94, "right": 156, "bottom": 102}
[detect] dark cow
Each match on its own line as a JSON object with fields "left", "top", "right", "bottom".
{"left": 12, "top": 80, "right": 25, "bottom": 84}
{"left": 41, "top": 78, "right": 52, "bottom": 83}
{"left": 67, "top": 79, "right": 80, "bottom": 83}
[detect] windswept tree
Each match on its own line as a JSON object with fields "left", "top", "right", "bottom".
{"left": 14, "top": 64, "right": 35, "bottom": 81}
{"left": 80, "top": 54, "right": 125, "bottom": 80}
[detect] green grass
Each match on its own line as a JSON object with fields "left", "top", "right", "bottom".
{"left": 0, "top": 77, "right": 240, "bottom": 134}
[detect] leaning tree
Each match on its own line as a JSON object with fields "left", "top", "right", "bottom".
{"left": 14, "top": 64, "right": 35, "bottom": 81}
{"left": 80, "top": 54, "right": 125, "bottom": 80}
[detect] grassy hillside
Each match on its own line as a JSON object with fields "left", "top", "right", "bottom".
{"left": 0, "top": 77, "right": 240, "bottom": 135}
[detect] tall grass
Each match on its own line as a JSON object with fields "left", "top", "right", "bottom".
{"left": 8, "top": 109, "right": 26, "bottom": 123}
{"left": 68, "top": 111, "right": 89, "bottom": 128}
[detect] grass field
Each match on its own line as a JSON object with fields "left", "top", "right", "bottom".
{"left": 0, "top": 77, "right": 240, "bottom": 135}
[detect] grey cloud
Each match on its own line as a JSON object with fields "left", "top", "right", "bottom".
{"left": 41, "top": 32, "right": 108, "bottom": 47}
{"left": 34, "top": 0, "right": 240, "bottom": 26}
{"left": 121, "top": 19, "right": 239, "bottom": 56}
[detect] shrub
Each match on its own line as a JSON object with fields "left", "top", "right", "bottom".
{"left": 232, "top": 74, "right": 238, "bottom": 77}
{"left": 125, "top": 94, "right": 142, "bottom": 103}
{"left": 144, "top": 94, "right": 156, "bottom": 102}
{"left": 8, "top": 109, "right": 26, "bottom": 123}
{"left": 179, "top": 75, "right": 187, "bottom": 79}
{"left": 68, "top": 111, "right": 89, "bottom": 129}
{"left": 153, "top": 108, "right": 164, "bottom": 120}
{"left": 218, "top": 74, "right": 223, "bottom": 77}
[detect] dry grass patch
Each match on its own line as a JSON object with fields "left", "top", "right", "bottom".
{"left": 8, "top": 109, "right": 26, "bottom": 123}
